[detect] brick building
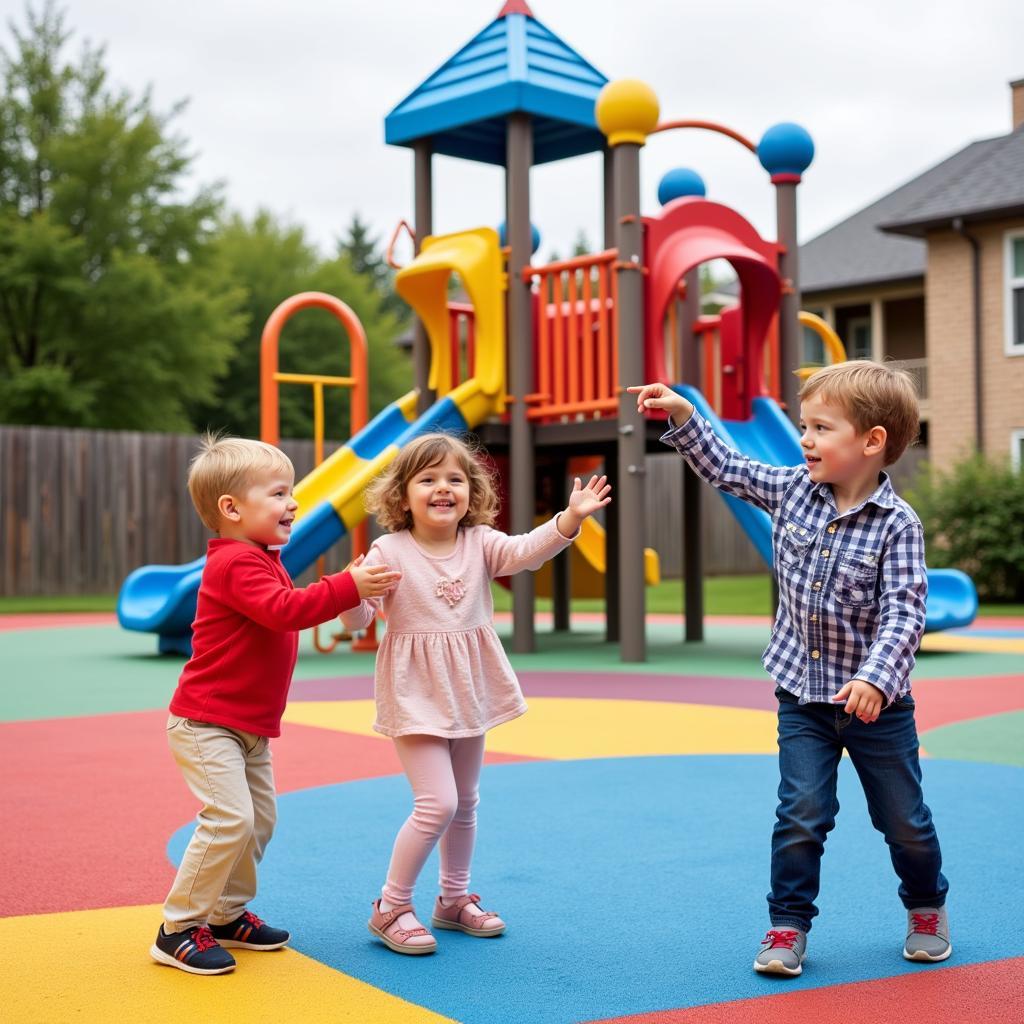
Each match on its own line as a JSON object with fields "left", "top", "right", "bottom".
{"left": 799, "top": 79, "right": 1024, "bottom": 472}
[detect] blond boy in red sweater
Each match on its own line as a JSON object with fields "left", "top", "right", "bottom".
{"left": 150, "top": 435, "right": 399, "bottom": 975}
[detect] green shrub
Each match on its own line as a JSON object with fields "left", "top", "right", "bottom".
{"left": 907, "top": 456, "right": 1024, "bottom": 602}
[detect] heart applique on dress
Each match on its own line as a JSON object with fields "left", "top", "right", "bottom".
{"left": 435, "top": 576, "right": 467, "bottom": 607}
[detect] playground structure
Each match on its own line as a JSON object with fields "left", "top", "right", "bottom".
{"left": 117, "top": 0, "right": 978, "bottom": 658}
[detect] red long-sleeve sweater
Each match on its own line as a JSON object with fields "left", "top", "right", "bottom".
{"left": 169, "top": 538, "right": 360, "bottom": 736}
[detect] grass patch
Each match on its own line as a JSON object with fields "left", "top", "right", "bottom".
{"left": 491, "top": 574, "right": 774, "bottom": 616}
{"left": 979, "top": 603, "right": 1024, "bottom": 617}
{"left": 2, "top": 582, "right": 1021, "bottom": 620}
{"left": 0, "top": 594, "right": 117, "bottom": 614}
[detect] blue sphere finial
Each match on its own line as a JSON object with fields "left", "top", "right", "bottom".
{"left": 757, "top": 123, "right": 814, "bottom": 179}
{"left": 498, "top": 221, "right": 541, "bottom": 255}
{"left": 658, "top": 167, "right": 706, "bottom": 206}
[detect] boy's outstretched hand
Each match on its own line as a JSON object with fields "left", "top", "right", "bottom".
{"left": 348, "top": 555, "right": 402, "bottom": 599}
{"left": 557, "top": 474, "right": 612, "bottom": 537}
{"left": 832, "top": 679, "right": 883, "bottom": 723}
{"left": 627, "top": 382, "right": 693, "bottom": 423}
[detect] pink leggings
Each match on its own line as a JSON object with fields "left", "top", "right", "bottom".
{"left": 381, "top": 733, "right": 486, "bottom": 906}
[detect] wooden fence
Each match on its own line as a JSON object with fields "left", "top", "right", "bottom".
{"left": 0, "top": 425, "right": 926, "bottom": 596}
{"left": 0, "top": 426, "right": 349, "bottom": 597}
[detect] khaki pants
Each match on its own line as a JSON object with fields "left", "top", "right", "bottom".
{"left": 162, "top": 715, "right": 277, "bottom": 933}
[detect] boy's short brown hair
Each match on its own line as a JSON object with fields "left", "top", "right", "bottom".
{"left": 187, "top": 433, "right": 294, "bottom": 532}
{"left": 798, "top": 360, "right": 920, "bottom": 466}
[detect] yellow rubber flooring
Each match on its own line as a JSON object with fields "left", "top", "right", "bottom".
{"left": 0, "top": 904, "right": 455, "bottom": 1024}
{"left": 283, "top": 697, "right": 780, "bottom": 758}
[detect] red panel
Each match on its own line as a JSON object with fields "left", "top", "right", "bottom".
{"left": 585, "top": 957, "right": 1024, "bottom": 1024}
{"left": 642, "top": 198, "right": 781, "bottom": 416}
{"left": 717, "top": 307, "right": 743, "bottom": 419}
{"left": 912, "top": 675, "right": 1024, "bottom": 733}
{"left": 0, "top": 613, "right": 116, "bottom": 632}
{"left": 0, "top": 711, "right": 535, "bottom": 918}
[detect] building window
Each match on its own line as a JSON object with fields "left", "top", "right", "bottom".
{"left": 846, "top": 315, "right": 872, "bottom": 359}
{"left": 1006, "top": 232, "right": 1024, "bottom": 355}
{"left": 802, "top": 308, "right": 826, "bottom": 365}
{"left": 1012, "top": 430, "right": 1024, "bottom": 472}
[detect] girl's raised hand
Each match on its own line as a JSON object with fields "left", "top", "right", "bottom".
{"left": 568, "top": 474, "right": 612, "bottom": 519}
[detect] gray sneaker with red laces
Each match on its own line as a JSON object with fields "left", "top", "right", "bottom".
{"left": 903, "top": 907, "right": 951, "bottom": 961}
{"left": 753, "top": 927, "right": 807, "bottom": 975}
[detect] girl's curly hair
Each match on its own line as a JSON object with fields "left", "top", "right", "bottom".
{"left": 365, "top": 432, "right": 499, "bottom": 533}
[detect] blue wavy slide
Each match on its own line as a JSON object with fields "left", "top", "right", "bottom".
{"left": 671, "top": 384, "right": 978, "bottom": 633}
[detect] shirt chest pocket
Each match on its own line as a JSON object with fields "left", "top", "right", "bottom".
{"left": 777, "top": 519, "right": 816, "bottom": 570}
{"left": 834, "top": 555, "right": 879, "bottom": 607}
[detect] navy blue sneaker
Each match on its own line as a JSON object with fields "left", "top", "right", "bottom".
{"left": 209, "top": 910, "right": 290, "bottom": 950}
{"left": 150, "top": 925, "right": 236, "bottom": 975}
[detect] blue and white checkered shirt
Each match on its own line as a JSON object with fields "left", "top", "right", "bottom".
{"left": 662, "top": 411, "right": 928, "bottom": 705}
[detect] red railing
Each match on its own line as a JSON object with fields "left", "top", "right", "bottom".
{"left": 522, "top": 250, "right": 619, "bottom": 422}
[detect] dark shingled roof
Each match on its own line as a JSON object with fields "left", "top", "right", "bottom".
{"left": 881, "top": 127, "right": 1024, "bottom": 236}
{"left": 800, "top": 128, "right": 1022, "bottom": 295}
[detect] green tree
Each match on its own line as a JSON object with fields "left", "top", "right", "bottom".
{"left": 337, "top": 213, "right": 386, "bottom": 282}
{"left": 700, "top": 262, "right": 735, "bottom": 315}
{"left": 198, "top": 210, "right": 412, "bottom": 442}
{"left": 0, "top": 2, "right": 246, "bottom": 429}
{"left": 908, "top": 455, "right": 1024, "bottom": 602}
{"left": 337, "top": 212, "right": 408, "bottom": 320}
{"left": 571, "top": 230, "right": 592, "bottom": 257}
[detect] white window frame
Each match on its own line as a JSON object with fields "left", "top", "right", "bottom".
{"left": 1012, "top": 429, "right": 1024, "bottom": 472}
{"left": 802, "top": 307, "right": 826, "bottom": 365}
{"left": 1005, "top": 230, "right": 1024, "bottom": 356}
{"left": 846, "top": 315, "right": 873, "bottom": 360}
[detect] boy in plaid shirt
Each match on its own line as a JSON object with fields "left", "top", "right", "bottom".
{"left": 630, "top": 362, "right": 950, "bottom": 975}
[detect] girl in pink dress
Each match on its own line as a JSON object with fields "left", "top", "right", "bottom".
{"left": 341, "top": 432, "right": 611, "bottom": 955}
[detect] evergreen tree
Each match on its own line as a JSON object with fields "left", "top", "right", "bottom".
{"left": 572, "top": 230, "right": 592, "bottom": 257}
{"left": 337, "top": 212, "right": 408, "bottom": 321}
{"left": 337, "top": 213, "right": 385, "bottom": 283}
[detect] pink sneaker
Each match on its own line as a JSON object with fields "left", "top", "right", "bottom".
{"left": 431, "top": 893, "right": 506, "bottom": 937}
{"left": 367, "top": 899, "right": 437, "bottom": 955}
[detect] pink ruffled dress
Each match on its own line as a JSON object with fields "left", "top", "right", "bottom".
{"left": 340, "top": 516, "right": 575, "bottom": 738}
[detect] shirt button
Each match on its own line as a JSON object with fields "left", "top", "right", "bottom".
{"left": 827, "top": 525, "right": 836, "bottom": 534}
{"left": 800, "top": 528, "right": 807, "bottom": 535}
{"left": 810, "top": 613, "right": 818, "bottom": 622}
{"left": 822, "top": 549, "right": 830, "bottom": 557}
{"left": 811, "top": 650, "right": 820, "bottom": 659}
{"left": 812, "top": 581, "right": 822, "bottom": 590}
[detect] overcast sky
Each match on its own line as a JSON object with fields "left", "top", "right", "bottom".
{"left": 9, "top": 0, "right": 1023, "bottom": 263}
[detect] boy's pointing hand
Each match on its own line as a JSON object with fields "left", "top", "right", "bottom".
{"left": 627, "top": 383, "right": 693, "bottom": 422}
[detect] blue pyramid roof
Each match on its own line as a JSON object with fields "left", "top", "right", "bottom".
{"left": 384, "top": 4, "right": 608, "bottom": 166}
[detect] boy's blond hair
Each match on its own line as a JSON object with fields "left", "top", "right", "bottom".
{"left": 366, "top": 432, "right": 499, "bottom": 533}
{"left": 188, "top": 433, "right": 295, "bottom": 532}
{"left": 798, "top": 360, "right": 920, "bottom": 466}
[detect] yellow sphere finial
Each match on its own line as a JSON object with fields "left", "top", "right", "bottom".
{"left": 595, "top": 79, "right": 660, "bottom": 147}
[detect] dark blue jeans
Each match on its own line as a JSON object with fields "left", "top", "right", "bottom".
{"left": 768, "top": 687, "right": 948, "bottom": 933}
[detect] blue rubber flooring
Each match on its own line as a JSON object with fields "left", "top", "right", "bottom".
{"left": 170, "top": 756, "right": 1024, "bottom": 1024}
